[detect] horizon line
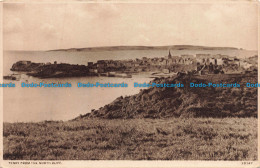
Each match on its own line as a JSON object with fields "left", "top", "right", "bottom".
{"left": 4, "top": 44, "right": 256, "bottom": 52}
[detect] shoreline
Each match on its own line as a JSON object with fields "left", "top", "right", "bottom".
{"left": 3, "top": 73, "right": 257, "bottom": 122}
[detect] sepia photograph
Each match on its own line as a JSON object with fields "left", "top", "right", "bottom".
{"left": 1, "top": 0, "right": 259, "bottom": 165}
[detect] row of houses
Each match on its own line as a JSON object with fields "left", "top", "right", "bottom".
{"left": 85, "top": 50, "right": 254, "bottom": 74}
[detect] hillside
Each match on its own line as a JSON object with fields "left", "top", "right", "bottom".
{"left": 77, "top": 74, "right": 257, "bottom": 120}
{"left": 48, "top": 45, "right": 238, "bottom": 52}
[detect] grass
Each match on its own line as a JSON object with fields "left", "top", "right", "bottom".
{"left": 3, "top": 117, "right": 257, "bottom": 160}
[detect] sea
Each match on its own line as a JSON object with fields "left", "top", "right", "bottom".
{"left": 3, "top": 49, "right": 257, "bottom": 122}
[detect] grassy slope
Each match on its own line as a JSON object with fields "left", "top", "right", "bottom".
{"left": 4, "top": 118, "right": 257, "bottom": 160}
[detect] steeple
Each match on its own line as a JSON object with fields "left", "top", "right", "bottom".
{"left": 168, "top": 50, "right": 172, "bottom": 58}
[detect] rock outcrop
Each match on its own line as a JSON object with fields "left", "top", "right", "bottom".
{"left": 11, "top": 61, "right": 96, "bottom": 78}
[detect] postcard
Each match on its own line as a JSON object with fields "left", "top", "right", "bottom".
{"left": 0, "top": 0, "right": 259, "bottom": 167}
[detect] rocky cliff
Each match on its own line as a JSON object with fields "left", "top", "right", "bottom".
{"left": 11, "top": 61, "right": 95, "bottom": 78}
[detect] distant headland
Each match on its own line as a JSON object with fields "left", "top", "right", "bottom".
{"left": 47, "top": 45, "right": 239, "bottom": 52}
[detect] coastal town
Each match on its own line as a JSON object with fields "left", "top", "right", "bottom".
{"left": 6, "top": 50, "right": 258, "bottom": 79}
{"left": 86, "top": 50, "right": 257, "bottom": 75}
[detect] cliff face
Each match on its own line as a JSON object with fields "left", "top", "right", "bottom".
{"left": 79, "top": 74, "right": 257, "bottom": 119}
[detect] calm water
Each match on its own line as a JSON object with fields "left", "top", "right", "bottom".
{"left": 3, "top": 49, "right": 257, "bottom": 122}
{"left": 3, "top": 76, "right": 152, "bottom": 122}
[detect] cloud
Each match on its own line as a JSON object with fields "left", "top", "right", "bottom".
{"left": 40, "top": 23, "right": 59, "bottom": 38}
{"left": 3, "top": 2, "right": 258, "bottom": 50}
{"left": 4, "top": 17, "right": 23, "bottom": 34}
{"left": 129, "top": 34, "right": 150, "bottom": 45}
{"left": 94, "top": 3, "right": 119, "bottom": 20}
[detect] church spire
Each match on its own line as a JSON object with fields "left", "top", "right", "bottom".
{"left": 168, "top": 50, "right": 172, "bottom": 58}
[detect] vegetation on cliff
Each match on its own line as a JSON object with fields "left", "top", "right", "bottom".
{"left": 78, "top": 74, "right": 257, "bottom": 119}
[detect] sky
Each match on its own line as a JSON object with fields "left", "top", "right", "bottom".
{"left": 3, "top": 2, "right": 259, "bottom": 51}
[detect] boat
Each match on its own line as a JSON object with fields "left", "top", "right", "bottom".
{"left": 3, "top": 74, "right": 20, "bottom": 81}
